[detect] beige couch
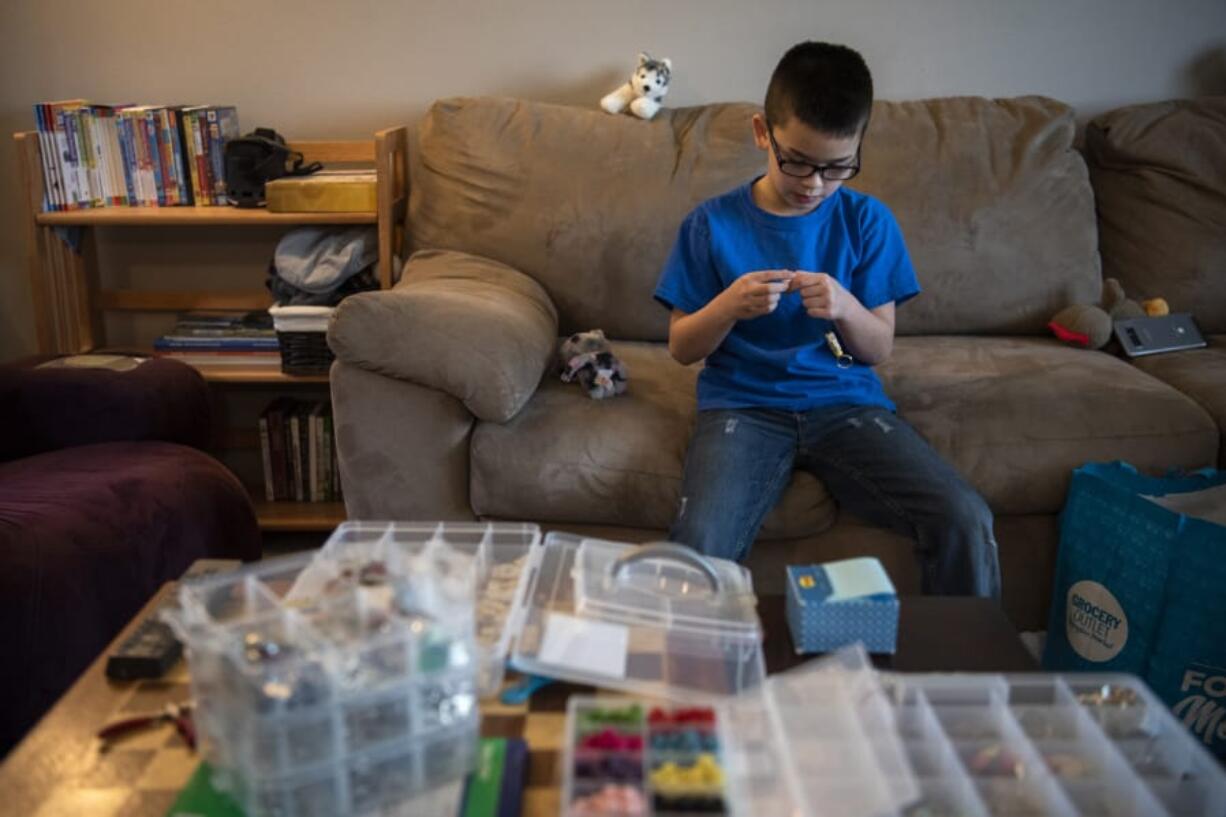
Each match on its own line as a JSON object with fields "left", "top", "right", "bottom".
{"left": 328, "top": 95, "right": 1223, "bottom": 631}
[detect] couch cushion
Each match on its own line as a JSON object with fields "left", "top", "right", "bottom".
{"left": 408, "top": 98, "right": 763, "bottom": 342}
{"left": 879, "top": 337, "right": 1219, "bottom": 514}
{"left": 409, "top": 96, "right": 1100, "bottom": 342}
{"left": 1085, "top": 98, "right": 1226, "bottom": 333}
{"left": 330, "top": 250, "right": 558, "bottom": 423}
{"left": 1130, "top": 337, "right": 1226, "bottom": 465}
{"left": 469, "top": 342, "right": 834, "bottom": 536}
{"left": 0, "top": 441, "right": 260, "bottom": 753}
{"left": 856, "top": 96, "right": 1101, "bottom": 335}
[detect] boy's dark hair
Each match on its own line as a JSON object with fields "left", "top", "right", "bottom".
{"left": 765, "top": 41, "right": 873, "bottom": 137}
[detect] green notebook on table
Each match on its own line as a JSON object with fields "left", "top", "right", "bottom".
{"left": 167, "top": 738, "right": 527, "bottom": 817}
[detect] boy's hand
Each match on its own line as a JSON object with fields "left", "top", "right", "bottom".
{"left": 720, "top": 270, "right": 795, "bottom": 320}
{"left": 789, "top": 272, "right": 849, "bottom": 320}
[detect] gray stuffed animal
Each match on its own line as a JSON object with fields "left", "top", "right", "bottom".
{"left": 559, "top": 329, "right": 628, "bottom": 399}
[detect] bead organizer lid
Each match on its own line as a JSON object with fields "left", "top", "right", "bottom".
{"left": 573, "top": 539, "right": 760, "bottom": 636}
{"left": 510, "top": 533, "right": 767, "bottom": 701}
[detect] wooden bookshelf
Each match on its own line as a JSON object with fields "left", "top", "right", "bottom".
{"left": 14, "top": 130, "right": 408, "bottom": 355}
{"left": 14, "top": 129, "right": 407, "bottom": 532}
{"left": 254, "top": 499, "right": 347, "bottom": 531}
{"left": 36, "top": 207, "right": 376, "bottom": 226}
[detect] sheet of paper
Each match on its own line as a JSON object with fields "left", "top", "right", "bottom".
{"left": 538, "top": 612, "right": 628, "bottom": 680}
{"left": 825, "top": 557, "right": 896, "bottom": 602}
{"left": 1145, "top": 484, "right": 1226, "bottom": 527}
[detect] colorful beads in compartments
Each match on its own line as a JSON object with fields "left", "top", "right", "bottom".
{"left": 646, "top": 707, "right": 727, "bottom": 813}
{"left": 577, "top": 703, "right": 644, "bottom": 732}
{"left": 569, "top": 783, "right": 647, "bottom": 815}
{"left": 581, "top": 727, "right": 644, "bottom": 752}
{"left": 649, "top": 753, "right": 725, "bottom": 795}
{"left": 569, "top": 702, "right": 728, "bottom": 815}
{"left": 649, "top": 706, "right": 716, "bottom": 726}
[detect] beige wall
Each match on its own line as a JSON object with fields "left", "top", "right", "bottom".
{"left": 2, "top": 0, "right": 1224, "bottom": 361}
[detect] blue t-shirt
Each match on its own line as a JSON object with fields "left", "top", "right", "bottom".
{"left": 654, "top": 181, "right": 919, "bottom": 412}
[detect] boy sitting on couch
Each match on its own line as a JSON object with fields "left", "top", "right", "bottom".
{"left": 654, "top": 41, "right": 1000, "bottom": 598}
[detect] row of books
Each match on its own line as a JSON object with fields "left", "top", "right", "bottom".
{"left": 260, "top": 398, "right": 342, "bottom": 503}
{"left": 32, "top": 99, "right": 240, "bottom": 211}
{"left": 152, "top": 310, "right": 281, "bottom": 366}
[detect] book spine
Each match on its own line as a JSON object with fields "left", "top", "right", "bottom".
{"left": 190, "top": 111, "right": 214, "bottom": 205}
{"left": 289, "top": 411, "right": 303, "bottom": 502}
{"left": 60, "top": 109, "right": 86, "bottom": 208}
{"left": 298, "top": 408, "right": 310, "bottom": 503}
{"left": 52, "top": 107, "right": 79, "bottom": 209}
{"left": 156, "top": 108, "right": 178, "bottom": 205}
{"left": 267, "top": 401, "right": 287, "bottom": 501}
{"left": 69, "top": 108, "right": 91, "bottom": 208}
{"left": 40, "top": 104, "right": 64, "bottom": 211}
{"left": 33, "top": 105, "right": 61, "bottom": 211}
{"left": 332, "top": 418, "right": 342, "bottom": 501}
{"left": 179, "top": 110, "right": 202, "bottom": 205}
{"left": 88, "top": 108, "right": 116, "bottom": 206}
{"left": 309, "top": 410, "right": 320, "bottom": 503}
{"left": 102, "top": 113, "right": 127, "bottom": 206}
{"left": 259, "top": 409, "right": 274, "bottom": 503}
{"left": 153, "top": 338, "right": 278, "bottom": 350}
{"left": 128, "top": 112, "right": 151, "bottom": 206}
{"left": 78, "top": 109, "right": 103, "bottom": 207}
{"left": 206, "top": 109, "right": 227, "bottom": 204}
{"left": 142, "top": 110, "right": 165, "bottom": 206}
{"left": 167, "top": 109, "right": 192, "bottom": 205}
{"left": 115, "top": 113, "right": 138, "bottom": 206}
{"left": 321, "top": 409, "right": 333, "bottom": 502}
{"left": 88, "top": 109, "right": 113, "bottom": 205}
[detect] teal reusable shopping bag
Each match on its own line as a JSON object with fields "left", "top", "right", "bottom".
{"left": 1043, "top": 461, "right": 1226, "bottom": 758}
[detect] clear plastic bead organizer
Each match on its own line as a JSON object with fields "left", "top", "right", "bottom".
{"left": 313, "top": 521, "right": 542, "bottom": 696}
{"left": 879, "top": 671, "right": 1226, "bottom": 817}
{"left": 558, "top": 645, "right": 1226, "bottom": 817}
{"left": 163, "top": 520, "right": 541, "bottom": 817}
{"left": 510, "top": 533, "right": 767, "bottom": 701}
{"left": 560, "top": 645, "right": 918, "bottom": 817}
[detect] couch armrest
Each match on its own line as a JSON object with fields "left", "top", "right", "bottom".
{"left": 328, "top": 249, "right": 560, "bottom": 422}
{"left": 0, "top": 358, "right": 212, "bottom": 462}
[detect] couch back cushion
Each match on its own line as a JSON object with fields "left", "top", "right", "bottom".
{"left": 1085, "top": 97, "right": 1226, "bottom": 334}
{"left": 408, "top": 95, "right": 1100, "bottom": 339}
{"left": 408, "top": 97, "right": 761, "bottom": 341}
{"left": 857, "top": 96, "right": 1100, "bottom": 334}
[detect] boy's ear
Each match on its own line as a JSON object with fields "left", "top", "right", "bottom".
{"left": 751, "top": 113, "right": 771, "bottom": 150}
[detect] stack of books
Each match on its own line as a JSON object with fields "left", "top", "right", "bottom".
{"left": 259, "top": 398, "right": 341, "bottom": 503}
{"left": 152, "top": 311, "right": 280, "bottom": 366}
{"left": 32, "top": 100, "right": 240, "bottom": 211}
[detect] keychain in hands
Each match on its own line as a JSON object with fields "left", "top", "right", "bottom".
{"left": 824, "top": 330, "right": 854, "bottom": 368}
{"left": 783, "top": 271, "right": 855, "bottom": 368}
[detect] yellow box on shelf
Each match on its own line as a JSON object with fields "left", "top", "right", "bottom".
{"left": 266, "top": 169, "right": 376, "bottom": 213}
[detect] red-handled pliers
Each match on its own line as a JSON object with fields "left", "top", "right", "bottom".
{"left": 97, "top": 701, "right": 196, "bottom": 751}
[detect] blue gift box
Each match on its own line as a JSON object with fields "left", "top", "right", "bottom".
{"left": 786, "top": 558, "right": 899, "bottom": 655}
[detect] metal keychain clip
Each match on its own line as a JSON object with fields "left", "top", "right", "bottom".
{"left": 825, "top": 331, "right": 854, "bottom": 369}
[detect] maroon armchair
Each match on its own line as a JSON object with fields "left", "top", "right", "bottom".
{"left": 0, "top": 358, "right": 261, "bottom": 756}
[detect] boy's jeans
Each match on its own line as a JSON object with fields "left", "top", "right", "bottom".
{"left": 668, "top": 404, "right": 1001, "bottom": 599}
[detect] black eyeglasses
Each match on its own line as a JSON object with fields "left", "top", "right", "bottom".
{"left": 766, "top": 125, "right": 861, "bottom": 181}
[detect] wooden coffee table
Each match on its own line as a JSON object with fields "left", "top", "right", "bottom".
{"left": 0, "top": 591, "right": 1035, "bottom": 817}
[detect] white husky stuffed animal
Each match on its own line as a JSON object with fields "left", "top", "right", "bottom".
{"left": 600, "top": 53, "right": 673, "bottom": 120}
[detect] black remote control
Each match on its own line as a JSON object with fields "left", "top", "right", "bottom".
{"left": 105, "top": 616, "right": 182, "bottom": 680}
{"left": 104, "top": 559, "right": 240, "bottom": 681}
